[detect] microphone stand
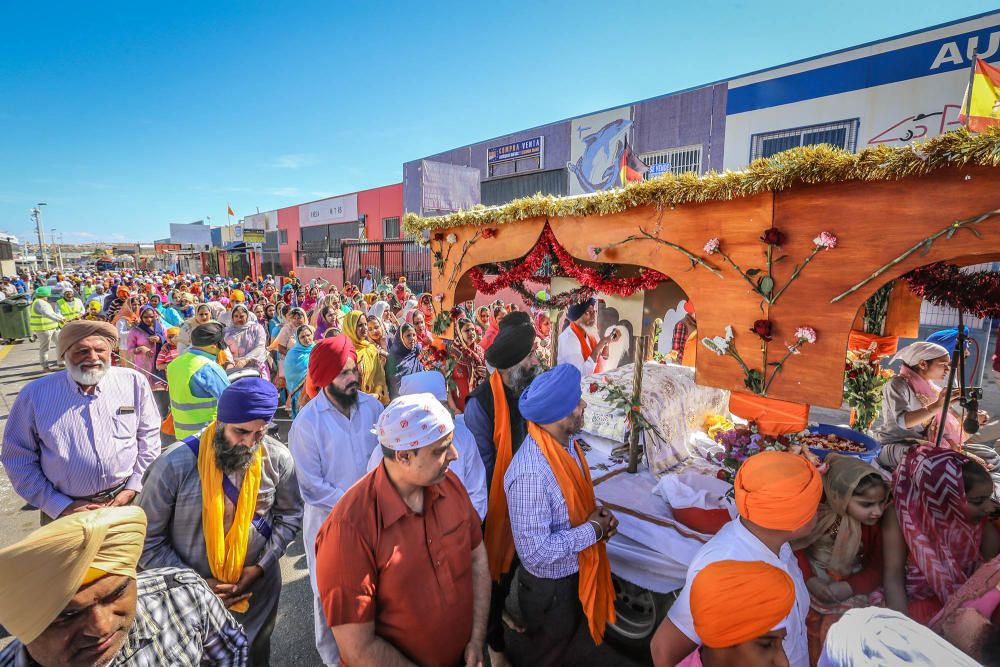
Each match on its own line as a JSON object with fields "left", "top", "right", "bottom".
{"left": 934, "top": 311, "right": 968, "bottom": 448}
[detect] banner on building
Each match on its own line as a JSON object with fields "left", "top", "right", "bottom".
{"left": 242, "top": 230, "right": 265, "bottom": 244}
{"left": 299, "top": 194, "right": 359, "bottom": 228}
{"left": 487, "top": 137, "right": 543, "bottom": 165}
{"left": 154, "top": 243, "right": 181, "bottom": 253}
{"left": 420, "top": 160, "right": 481, "bottom": 213}
{"left": 567, "top": 107, "right": 633, "bottom": 195}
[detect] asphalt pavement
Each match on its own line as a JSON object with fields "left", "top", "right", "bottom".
{"left": 0, "top": 336, "right": 650, "bottom": 666}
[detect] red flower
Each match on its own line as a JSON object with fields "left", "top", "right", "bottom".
{"left": 432, "top": 232, "right": 444, "bottom": 242}
{"left": 750, "top": 319, "right": 773, "bottom": 341}
{"left": 716, "top": 469, "right": 729, "bottom": 481}
{"left": 759, "top": 228, "right": 785, "bottom": 246}
{"left": 588, "top": 382, "right": 599, "bottom": 393}
{"left": 481, "top": 227, "right": 497, "bottom": 239}
{"left": 450, "top": 307, "right": 463, "bottom": 320}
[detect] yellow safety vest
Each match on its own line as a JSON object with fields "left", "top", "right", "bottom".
{"left": 29, "top": 299, "right": 60, "bottom": 332}
{"left": 166, "top": 351, "right": 220, "bottom": 439}
{"left": 58, "top": 298, "right": 84, "bottom": 320}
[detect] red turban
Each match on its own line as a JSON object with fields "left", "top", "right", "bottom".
{"left": 308, "top": 335, "right": 357, "bottom": 391}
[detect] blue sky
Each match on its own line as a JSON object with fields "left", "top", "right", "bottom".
{"left": 1, "top": 1, "right": 996, "bottom": 243}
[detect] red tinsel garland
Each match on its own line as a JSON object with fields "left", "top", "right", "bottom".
{"left": 508, "top": 282, "right": 595, "bottom": 309}
{"left": 905, "top": 262, "right": 1000, "bottom": 320}
{"left": 468, "top": 223, "right": 669, "bottom": 298}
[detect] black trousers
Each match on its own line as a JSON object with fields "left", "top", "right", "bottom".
{"left": 516, "top": 570, "right": 582, "bottom": 667}
{"left": 486, "top": 556, "right": 520, "bottom": 652}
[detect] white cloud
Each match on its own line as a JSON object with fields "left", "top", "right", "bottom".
{"left": 269, "top": 154, "right": 318, "bottom": 170}
{"left": 63, "top": 231, "right": 98, "bottom": 240}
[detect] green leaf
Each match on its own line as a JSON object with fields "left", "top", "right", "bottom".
{"left": 745, "top": 268, "right": 762, "bottom": 277}
{"left": 966, "top": 227, "right": 982, "bottom": 239}
{"left": 758, "top": 276, "right": 774, "bottom": 295}
{"left": 774, "top": 255, "right": 789, "bottom": 263}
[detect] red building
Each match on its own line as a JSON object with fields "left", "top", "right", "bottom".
{"left": 275, "top": 183, "right": 404, "bottom": 285}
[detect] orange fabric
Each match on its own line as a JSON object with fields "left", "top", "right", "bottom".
{"left": 691, "top": 560, "right": 795, "bottom": 648}
{"left": 527, "top": 422, "right": 615, "bottom": 644}
{"left": 484, "top": 371, "right": 515, "bottom": 581}
{"left": 734, "top": 451, "right": 822, "bottom": 531}
{"left": 570, "top": 322, "right": 596, "bottom": 361}
{"left": 847, "top": 330, "right": 899, "bottom": 357}
{"left": 681, "top": 330, "right": 697, "bottom": 368}
{"left": 806, "top": 608, "right": 841, "bottom": 665}
{"left": 161, "top": 412, "right": 175, "bottom": 436}
{"left": 728, "top": 392, "right": 809, "bottom": 436}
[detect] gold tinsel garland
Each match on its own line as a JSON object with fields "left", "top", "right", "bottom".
{"left": 403, "top": 128, "right": 1000, "bottom": 235}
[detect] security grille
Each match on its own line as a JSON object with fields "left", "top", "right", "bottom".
{"left": 750, "top": 119, "right": 860, "bottom": 161}
{"left": 383, "top": 216, "right": 401, "bottom": 239}
{"left": 641, "top": 145, "right": 702, "bottom": 178}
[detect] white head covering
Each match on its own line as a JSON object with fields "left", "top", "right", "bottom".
{"left": 367, "top": 300, "right": 390, "bottom": 320}
{"left": 398, "top": 298, "right": 418, "bottom": 322}
{"left": 891, "top": 341, "right": 949, "bottom": 367}
{"left": 375, "top": 393, "right": 454, "bottom": 451}
{"left": 400, "top": 371, "right": 448, "bottom": 401}
{"left": 818, "top": 607, "right": 979, "bottom": 667}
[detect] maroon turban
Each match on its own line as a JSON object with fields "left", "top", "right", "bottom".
{"left": 308, "top": 335, "right": 357, "bottom": 389}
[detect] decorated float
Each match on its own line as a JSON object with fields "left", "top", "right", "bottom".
{"left": 404, "top": 128, "right": 1000, "bottom": 645}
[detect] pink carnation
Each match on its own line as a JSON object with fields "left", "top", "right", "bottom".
{"left": 794, "top": 326, "right": 817, "bottom": 344}
{"left": 588, "top": 245, "right": 602, "bottom": 260}
{"left": 813, "top": 231, "right": 838, "bottom": 249}
{"left": 703, "top": 238, "right": 720, "bottom": 255}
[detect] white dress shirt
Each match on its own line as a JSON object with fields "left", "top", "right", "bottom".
{"left": 557, "top": 323, "right": 597, "bottom": 377}
{"left": 367, "top": 414, "right": 488, "bottom": 520}
{"left": 666, "top": 518, "right": 810, "bottom": 667}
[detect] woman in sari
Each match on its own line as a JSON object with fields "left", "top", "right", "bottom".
{"left": 792, "top": 455, "right": 889, "bottom": 662}
{"left": 315, "top": 305, "right": 341, "bottom": 339}
{"left": 408, "top": 309, "right": 433, "bottom": 349}
{"left": 480, "top": 305, "right": 504, "bottom": 350}
{"left": 224, "top": 303, "right": 271, "bottom": 380}
{"left": 447, "top": 317, "right": 488, "bottom": 412}
{"left": 301, "top": 286, "right": 319, "bottom": 315}
{"left": 474, "top": 305, "right": 491, "bottom": 336}
{"left": 283, "top": 324, "right": 315, "bottom": 417}
{"left": 343, "top": 309, "right": 389, "bottom": 405}
{"left": 883, "top": 447, "right": 1000, "bottom": 625}
{"left": 386, "top": 323, "right": 423, "bottom": 399}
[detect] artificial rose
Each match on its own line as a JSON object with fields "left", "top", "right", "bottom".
{"left": 751, "top": 319, "right": 773, "bottom": 341}
{"left": 433, "top": 232, "right": 444, "bottom": 242}
{"left": 759, "top": 228, "right": 786, "bottom": 246}
{"left": 481, "top": 227, "right": 497, "bottom": 239}
{"left": 450, "top": 307, "right": 463, "bottom": 320}
{"left": 588, "top": 382, "right": 599, "bottom": 393}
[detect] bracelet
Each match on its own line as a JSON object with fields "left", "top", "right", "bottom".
{"left": 588, "top": 519, "right": 605, "bottom": 542}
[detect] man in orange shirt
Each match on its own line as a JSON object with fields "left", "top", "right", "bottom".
{"left": 315, "top": 393, "right": 490, "bottom": 667}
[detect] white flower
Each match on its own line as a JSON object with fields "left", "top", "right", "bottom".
{"left": 701, "top": 325, "right": 734, "bottom": 356}
{"left": 445, "top": 233, "right": 457, "bottom": 245}
{"left": 794, "top": 326, "right": 817, "bottom": 344}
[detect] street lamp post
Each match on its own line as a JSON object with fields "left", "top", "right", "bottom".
{"left": 50, "top": 228, "right": 64, "bottom": 271}
{"left": 32, "top": 203, "right": 48, "bottom": 271}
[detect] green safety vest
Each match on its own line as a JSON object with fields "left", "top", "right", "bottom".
{"left": 29, "top": 299, "right": 60, "bottom": 332}
{"left": 167, "top": 351, "right": 219, "bottom": 439}
{"left": 58, "top": 298, "right": 84, "bottom": 319}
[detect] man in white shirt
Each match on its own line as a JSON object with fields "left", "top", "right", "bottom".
{"left": 288, "top": 334, "right": 384, "bottom": 667}
{"left": 556, "top": 298, "right": 618, "bottom": 377}
{"left": 368, "top": 371, "right": 487, "bottom": 520}
{"left": 359, "top": 269, "right": 376, "bottom": 295}
{"left": 650, "top": 451, "right": 822, "bottom": 667}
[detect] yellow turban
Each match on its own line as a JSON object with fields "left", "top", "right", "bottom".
{"left": 0, "top": 507, "right": 147, "bottom": 644}
{"left": 734, "top": 451, "right": 822, "bottom": 531}
{"left": 692, "top": 560, "right": 795, "bottom": 648}
{"left": 231, "top": 289, "right": 246, "bottom": 302}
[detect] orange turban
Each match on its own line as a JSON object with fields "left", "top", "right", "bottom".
{"left": 691, "top": 560, "right": 795, "bottom": 648}
{"left": 734, "top": 451, "right": 821, "bottom": 531}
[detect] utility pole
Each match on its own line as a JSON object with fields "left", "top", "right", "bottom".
{"left": 32, "top": 203, "right": 48, "bottom": 271}
{"left": 51, "top": 229, "right": 64, "bottom": 271}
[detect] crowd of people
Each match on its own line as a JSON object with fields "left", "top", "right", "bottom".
{"left": 0, "top": 266, "right": 999, "bottom": 667}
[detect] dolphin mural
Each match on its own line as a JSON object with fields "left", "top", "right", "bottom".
{"left": 567, "top": 117, "right": 633, "bottom": 193}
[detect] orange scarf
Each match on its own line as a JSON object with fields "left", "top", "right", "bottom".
{"left": 484, "top": 371, "right": 515, "bottom": 581}
{"left": 570, "top": 321, "right": 596, "bottom": 360}
{"left": 526, "top": 422, "right": 615, "bottom": 643}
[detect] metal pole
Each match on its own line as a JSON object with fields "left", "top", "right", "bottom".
{"left": 33, "top": 205, "right": 49, "bottom": 271}
{"left": 964, "top": 48, "right": 978, "bottom": 130}
{"left": 935, "top": 311, "right": 966, "bottom": 448}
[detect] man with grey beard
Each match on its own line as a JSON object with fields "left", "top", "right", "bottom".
{"left": 1, "top": 320, "right": 161, "bottom": 525}
{"left": 463, "top": 310, "right": 541, "bottom": 667}
{"left": 138, "top": 377, "right": 303, "bottom": 666}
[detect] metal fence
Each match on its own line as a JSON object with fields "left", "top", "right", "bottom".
{"left": 295, "top": 241, "right": 343, "bottom": 269}
{"left": 342, "top": 239, "right": 432, "bottom": 294}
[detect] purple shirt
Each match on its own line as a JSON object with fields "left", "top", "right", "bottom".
{"left": 1, "top": 366, "right": 161, "bottom": 518}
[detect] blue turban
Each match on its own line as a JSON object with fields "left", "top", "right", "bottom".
{"left": 217, "top": 377, "right": 279, "bottom": 424}
{"left": 926, "top": 327, "right": 970, "bottom": 355}
{"left": 519, "top": 363, "right": 583, "bottom": 425}
{"left": 566, "top": 298, "right": 596, "bottom": 322}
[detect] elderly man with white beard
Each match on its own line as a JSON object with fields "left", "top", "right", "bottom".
{"left": 1, "top": 321, "right": 162, "bottom": 525}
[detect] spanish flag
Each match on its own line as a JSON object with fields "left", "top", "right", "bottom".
{"left": 227, "top": 204, "right": 235, "bottom": 217}
{"left": 959, "top": 58, "right": 1000, "bottom": 132}
{"left": 619, "top": 138, "right": 648, "bottom": 186}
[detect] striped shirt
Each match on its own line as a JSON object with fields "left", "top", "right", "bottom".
{"left": 0, "top": 567, "right": 248, "bottom": 666}
{"left": 503, "top": 433, "right": 598, "bottom": 579}
{"left": 1, "top": 367, "right": 161, "bottom": 519}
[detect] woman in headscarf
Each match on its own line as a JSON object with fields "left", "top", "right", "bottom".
{"left": 367, "top": 300, "right": 394, "bottom": 336}
{"left": 283, "top": 324, "right": 316, "bottom": 417}
{"left": 265, "top": 303, "right": 282, "bottom": 343}
{"left": 533, "top": 309, "right": 553, "bottom": 367}
{"left": 792, "top": 455, "right": 889, "bottom": 662}
{"left": 224, "top": 302, "right": 270, "bottom": 380}
{"left": 385, "top": 322, "right": 424, "bottom": 399}
{"left": 301, "top": 286, "right": 319, "bottom": 315}
{"left": 315, "top": 305, "right": 342, "bottom": 339}
{"left": 127, "top": 305, "right": 168, "bottom": 416}
{"left": 343, "top": 309, "right": 389, "bottom": 405}
{"left": 474, "top": 305, "right": 491, "bottom": 336}
{"left": 882, "top": 447, "right": 999, "bottom": 625}
{"left": 111, "top": 294, "right": 140, "bottom": 365}
{"left": 447, "top": 317, "right": 488, "bottom": 412}
{"left": 480, "top": 304, "right": 504, "bottom": 350}
{"left": 407, "top": 309, "right": 433, "bottom": 349}
{"left": 366, "top": 314, "right": 389, "bottom": 352}
{"left": 417, "top": 293, "right": 435, "bottom": 322}
{"left": 177, "top": 302, "right": 213, "bottom": 354}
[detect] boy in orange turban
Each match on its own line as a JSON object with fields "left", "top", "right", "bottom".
{"left": 651, "top": 451, "right": 821, "bottom": 667}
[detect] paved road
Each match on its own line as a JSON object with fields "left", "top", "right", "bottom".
{"left": 0, "top": 337, "right": 650, "bottom": 666}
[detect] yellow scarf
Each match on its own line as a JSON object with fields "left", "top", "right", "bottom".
{"left": 198, "top": 421, "right": 263, "bottom": 613}
{"left": 343, "top": 310, "right": 389, "bottom": 405}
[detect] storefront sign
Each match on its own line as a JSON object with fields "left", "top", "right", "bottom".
{"left": 299, "top": 194, "right": 359, "bottom": 228}
{"left": 242, "top": 230, "right": 265, "bottom": 244}
{"left": 154, "top": 243, "right": 181, "bottom": 253}
{"left": 487, "top": 137, "right": 543, "bottom": 165}
{"left": 648, "top": 163, "right": 671, "bottom": 177}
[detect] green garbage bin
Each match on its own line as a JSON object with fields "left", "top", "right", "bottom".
{"left": 0, "top": 300, "right": 33, "bottom": 343}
